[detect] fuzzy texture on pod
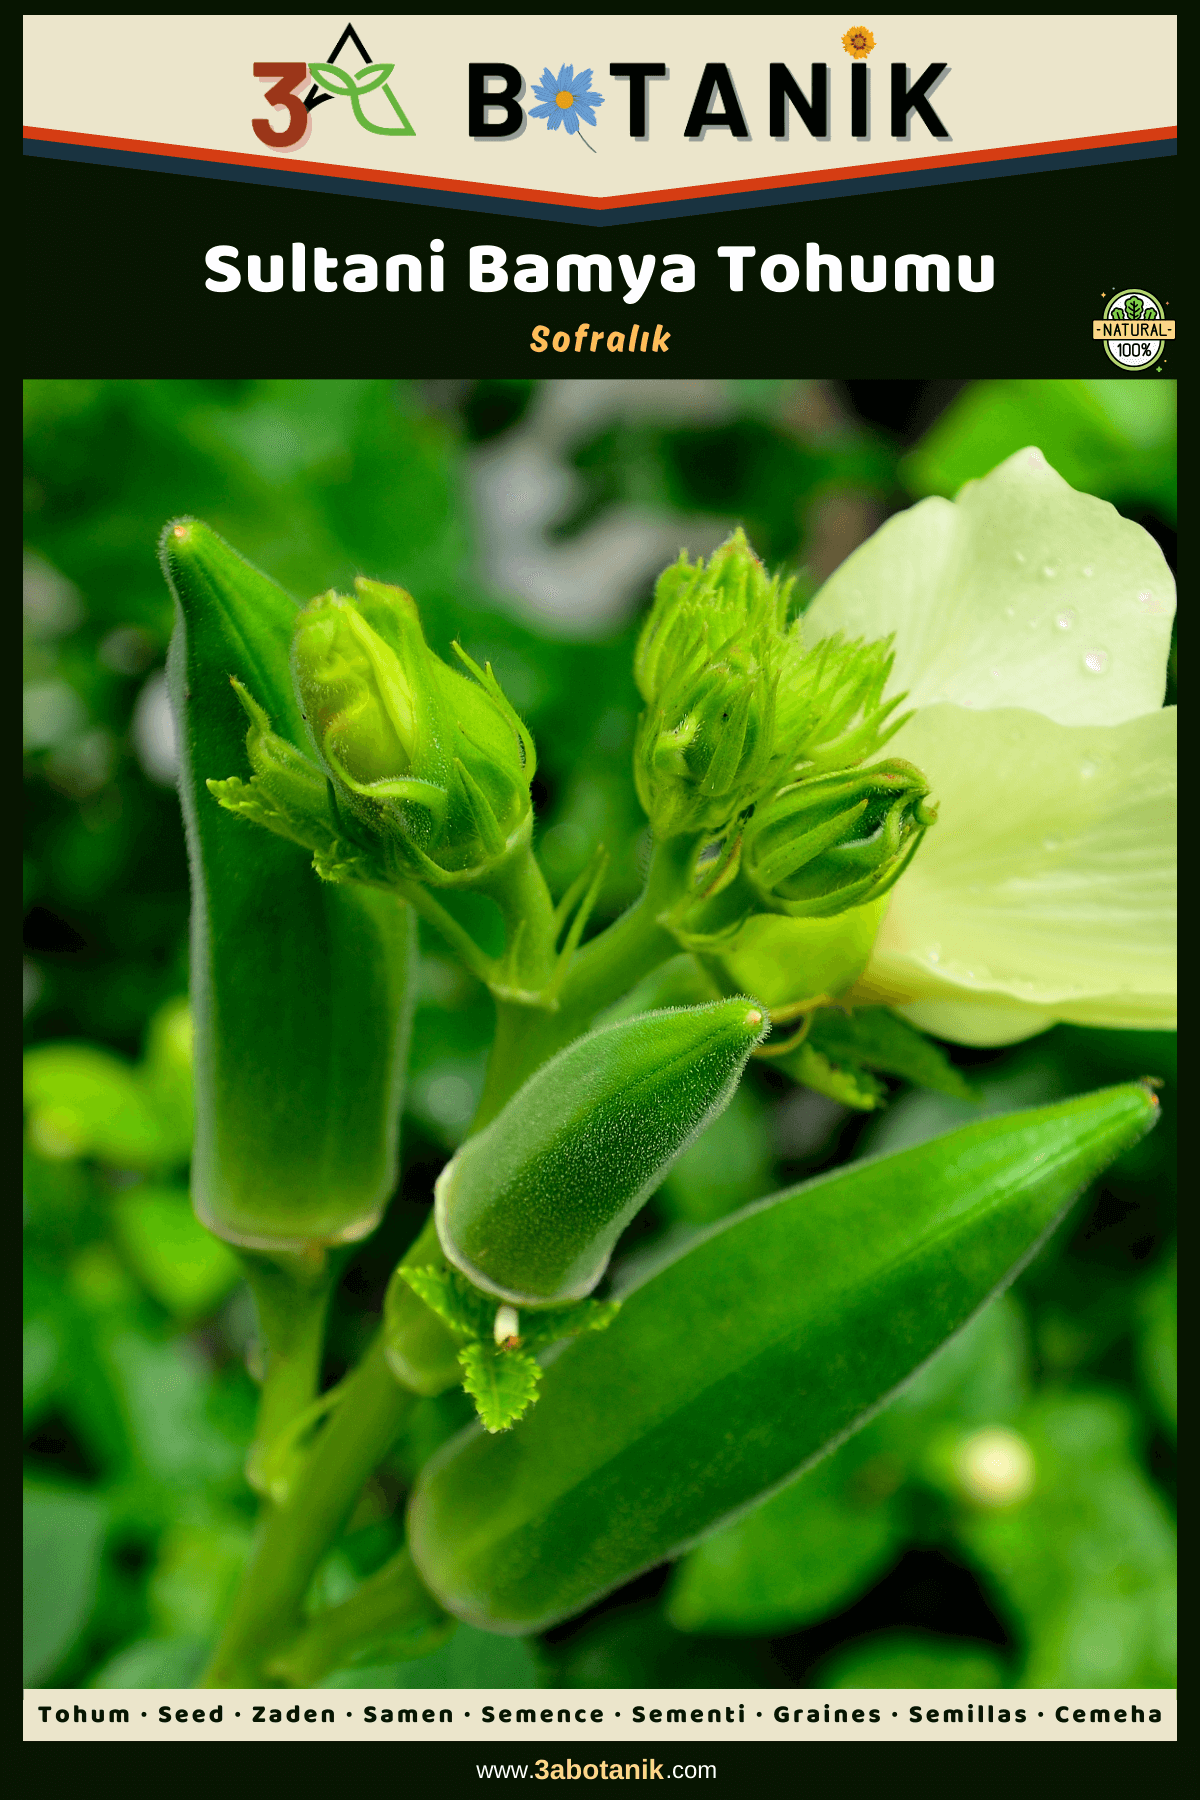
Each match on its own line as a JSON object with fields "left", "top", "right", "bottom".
{"left": 162, "top": 520, "right": 416, "bottom": 1251}
{"left": 435, "top": 998, "right": 769, "bottom": 1304}
{"left": 410, "top": 1083, "right": 1158, "bottom": 1633}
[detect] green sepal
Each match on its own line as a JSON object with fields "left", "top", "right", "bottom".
{"left": 774, "top": 1040, "right": 888, "bottom": 1111}
{"left": 772, "top": 1007, "right": 974, "bottom": 1110}
{"left": 401, "top": 1264, "right": 496, "bottom": 1341}
{"left": 459, "top": 1343, "right": 544, "bottom": 1434}
{"left": 808, "top": 1007, "right": 976, "bottom": 1101}
{"left": 399, "top": 1263, "right": 620, "bottom": 1432}
{"left": 206, "top": 776, "right": 339, "bottom": 856}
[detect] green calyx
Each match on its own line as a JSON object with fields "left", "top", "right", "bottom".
{"left": 743, "top": 758, "right": 937, "bottom": 918}
{"left": 634, "top": 532, "right": 790, "bottom": 839}
{"left": 670, "top": 759, "right": 935, "bottom": 957}
{"left": 435, "top": 997, "right": 770, "bottom": 1307}
{"left": 633, "top": 530, "right": 917, "bottom": 843}
{"left": 291, "top": 579, "right": 535, "bottom": 884}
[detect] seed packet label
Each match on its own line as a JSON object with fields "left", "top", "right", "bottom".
{"left": 24, "top": 1688, "right": 1177, "bottom": 1742}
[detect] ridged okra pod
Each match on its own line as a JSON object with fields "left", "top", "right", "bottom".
{"left": 163, "top": 520, "right": 416, "bottom": 1251}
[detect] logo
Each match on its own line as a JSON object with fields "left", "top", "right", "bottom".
{"left": 1093, "top": 287, "right": 1174, "bottom": 370}
{"left": 253, "top": 24, "right": 413, "bottom": 150}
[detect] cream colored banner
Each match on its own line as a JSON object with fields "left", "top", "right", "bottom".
{"left": 24, "top": 1687, "right": 1176, "bottom": 1742}
{"left": 23, "top": 14, "right": 1176, "bottom": 202}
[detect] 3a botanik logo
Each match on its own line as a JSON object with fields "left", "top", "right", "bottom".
{"left": 253, "top": 24, "right": 413, "bottom": 149}
{"left": 252, "top": 21, "right": 952, "bottom": 155}
{"left": 1093, "top": 287, "right": 1175, "bottom": 369}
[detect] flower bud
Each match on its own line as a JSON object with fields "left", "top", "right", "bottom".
{"left": 634, "top": 529, "right": 794, "bottom": 707}
{"left": 743, "top": 759, "right": 936, "bottom": 919}
{"left": 635, "top": 648, "right": 783, "bottom": 839}
{"left": 719, "top": 903, "right": 890, "bottom": 1012}
{"left": 205, "top": 678, "right": 337, "bottom": 853}
{"left": 435, "top": 998, "right": 769, "bottom": 1305}
{"left": 634, "top": 533, "right": 795, "bottom": 839}
{"left": 291, "top": 578, "right": 535, "bottom": 882}
{"left": 776, "top": 632, "right": 909, "bottom": 774}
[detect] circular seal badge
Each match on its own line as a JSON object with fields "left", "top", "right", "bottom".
{"left": 1100, "top": 288, "right": 1168, "bottom": 369}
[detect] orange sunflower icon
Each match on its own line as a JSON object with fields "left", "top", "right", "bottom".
{"left": 842, "top": 26, "right": 876, "bottom": 59}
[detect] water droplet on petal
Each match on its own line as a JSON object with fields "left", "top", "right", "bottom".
{"left": 990, "top": 667, "right": 1003, "bottom": 680}
{"left": 1082, "top": 566, "right": 1094, "bottom": 578}
{"left": 1014, "top": 551, "right": 1026, "bottom": 565}
{"left": 1083, "top": 648, "right": 1109, "bottom": 674}
{"left": 1055, "top": 608, "right": 1077, "bottom": 631}
{"left": 1080, "top": 757, "right": 1099, "bottom": 779}
{"left": 1042, "top": 565, "right": 1057, "bottom": 579}
{"left": 926, "top": 944, "right": 941, "bottom": 965}
{"left": 1043, "top": 836, "right": 1062, "bottom": 852}
{"left": 1003, "top": 606, "right": 1015, "bottom": 619}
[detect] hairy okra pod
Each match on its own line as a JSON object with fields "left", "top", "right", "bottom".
{"left": 162, "top": 520, "right": 416, "bottom": 1250}
{"left": 435, "top": 997, "right": 769, "bottom": 1304}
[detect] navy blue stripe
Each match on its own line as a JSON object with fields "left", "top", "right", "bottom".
{"left": 23, "top": 134, "right": 1175, "bottom": 227}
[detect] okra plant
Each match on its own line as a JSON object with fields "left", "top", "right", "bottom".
{"left": 161, "top": 447, "right": 1174, "bottom": 1686}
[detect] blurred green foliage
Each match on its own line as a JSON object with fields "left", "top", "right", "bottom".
{"left": 24, "top": 378, "right": 1175, "bottom": 1690}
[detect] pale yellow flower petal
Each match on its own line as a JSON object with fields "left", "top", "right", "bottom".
{"left": 804, "top": 447, "right": 1174, "bottom": 727}
{"left": 895, "top": 996, "right": 1058, "bottom": 1049}
{"left": 847, "top": 703, "right": 1175, "bottom": 1042}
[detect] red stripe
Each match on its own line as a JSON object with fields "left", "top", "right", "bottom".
{"left": 23, "top": 124, "right": 1176, "bottom": 210}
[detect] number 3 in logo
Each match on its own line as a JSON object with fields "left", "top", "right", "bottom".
{"left": 253, "top": 64, "right": 309, "bottom": 148}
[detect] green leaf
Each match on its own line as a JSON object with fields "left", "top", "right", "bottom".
{"left": 807, "top": 1006, "right": 975, "bottom": 1100}
{"left": 517, "top": 1298, "right": 620, "bottom": 1355}
{"left": 899, "top": 379, "right": 1176, "bottom": 524}
{"left": 459, "top": 1343, "right": 543, "bottom": 1433}
{"left": 773, "top": 1039, "right": 887, "bottom": 1110}
{"left": 109, "top": 1187, "right": 241, "bottom": 1320}
{"left": 811, "top": 1630, "right": 1006, "bottom": 1689}
{"left": 162, "top": 520, "right": 417, "bottom": 1250}
{"left": 400, "top": 1265, "right": 494, "bottom": 1342}
{"left": 89, "top": 1637, "right": 209, "bottom": 1689}
{"left": 23, "top": 1482, "right": 107, "bottom": 1682}
{"left": 953, "top": 1392, "right": 1176, "bottom": 1685}
{"left": 408, "top": 1082, "right": 1157, "bottom": 1632}
{"left": 23, "top": 1044, "right": 170, "bottom": 1168}
{"left": 399, "top": 1262, "right": 618, "bottom": 1430}
{"left": 1136, "top": 1250, "right": 1176, "bottom": 1438}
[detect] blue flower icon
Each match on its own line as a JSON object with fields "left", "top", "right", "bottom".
{"left": 529, "top": 65, "right": 604, "bottom": 151}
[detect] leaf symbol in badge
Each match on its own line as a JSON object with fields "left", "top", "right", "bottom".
{"left": 307, "top": 61, "right": 416, "bottom": 136}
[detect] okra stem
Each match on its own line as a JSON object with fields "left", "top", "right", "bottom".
{"left": 202, "top": 1335, "right": 418, "bottom": 1686}
{"left": 473, "top": 835, "right": 694, "bottom": 1127}
{"left": 241, "top": 1248, "right": 339, "bottom": 1503}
